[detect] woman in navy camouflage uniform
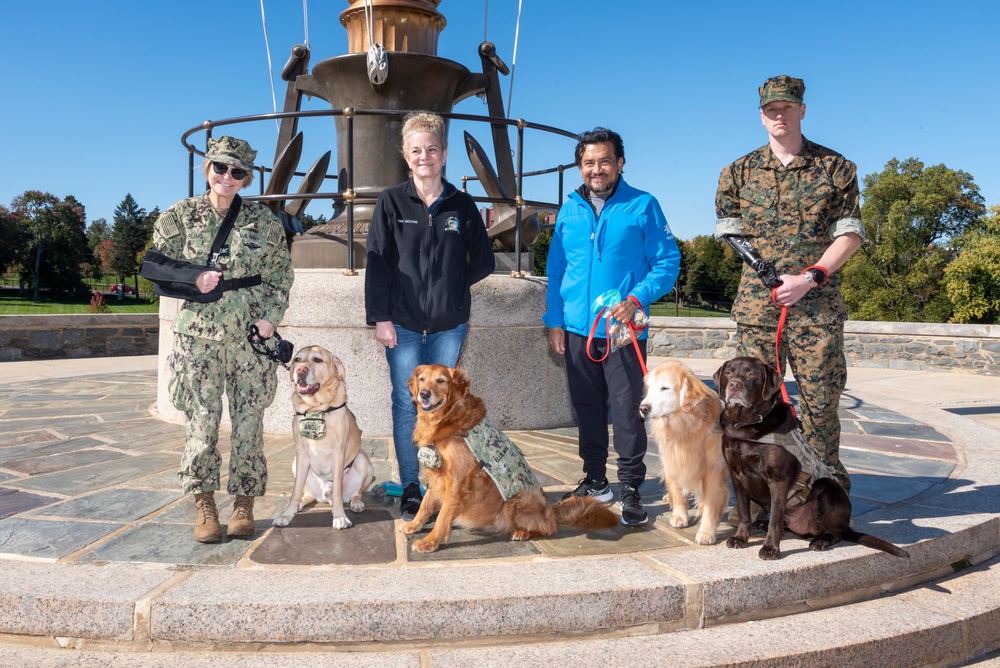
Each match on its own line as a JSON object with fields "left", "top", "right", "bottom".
{"left": 151, "top": 136, "right": 293, "bottom": 542}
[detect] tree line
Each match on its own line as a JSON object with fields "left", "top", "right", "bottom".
{"left": 0, "top": 192, "right": 158, "bottom": 301}
{"left": 532, "top": 157, "right": 1000, "bottom": 325}
{"left": 3, "top": 155, "right": 998, "bottom": 323}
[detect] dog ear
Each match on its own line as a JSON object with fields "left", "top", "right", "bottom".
{"left": 408, "top": 365, "right": 427, "bottom": 401}
{"left": 761, "top": 363, "right": 784, "bottom": 400}
{"left": 679, "top": 373, "right": 706, "bottom": 413}
{"left": 449, "top": 367, "right": 471, "bottom": 399}
{"left": 333, "top": 357, "right": 347, "bottom": 381}
{"left": 712, "top": 363, "right": 727, "bottom": 401}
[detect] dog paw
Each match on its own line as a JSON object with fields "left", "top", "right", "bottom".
{"left": 669, "top": 514, "right": 690, "bottom": 529}
{"left": 272, "top": 514, "right": 294, "bottom": 527}
{"left": 350, "top": 498, "right": 365, "bottom": 513}
{"left": 510, "top": 530, "right": 532, "bottom": 541}
{"left": 400, "top": 521, "right": 422, "bottom": 535}
{"left": 809, "top": 538, "right": 832, "bottom": 551}
{"left": 411, "top": 538, "right": 439, "bottom": 553}
{"left": 758, "top": 545, "right": 781, "bottom": 560}
{"left": 726, "top": 536, "right": 748, "bottom": 549}
{"left": 332, "top": 516, "right": 353, "bottom": 530}
{"left": 694, "top": 530, "right": 716, "bottom": 545}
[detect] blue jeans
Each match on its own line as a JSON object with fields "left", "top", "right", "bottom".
{"left": 385, "top": 323, "right": 468, "bottom": 486}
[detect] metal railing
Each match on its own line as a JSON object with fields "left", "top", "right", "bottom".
{"left": 182, "top": 108, "right": 580, "bottom": 274}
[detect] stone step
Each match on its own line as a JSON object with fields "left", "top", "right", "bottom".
{"left": 0, "top": 505, "right": 995, "bottom": 646}
{"left": 2, "top": 554, "right": 998, "bottom": 667}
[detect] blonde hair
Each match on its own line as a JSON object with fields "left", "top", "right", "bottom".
{"left": 400, "top": 112, "right": 447, "bottom": 155}
{"left": 201, "top": 158, "right": 254, "bottom": 189}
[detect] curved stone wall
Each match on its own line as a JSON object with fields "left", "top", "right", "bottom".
{"left": 648, "top": 317, "right": 1000, "bottom": 376}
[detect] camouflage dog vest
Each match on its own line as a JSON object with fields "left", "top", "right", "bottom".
{"left": 750, "top": 427, "right": 837, "bottom": 507}
{"left": 418, "top": 417, "right": 540, "bottom": 501}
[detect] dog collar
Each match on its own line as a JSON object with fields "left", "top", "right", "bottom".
{"left": 295, "top": 402, "right": 347, "bottom": 417}
{"left": 732, "top": 395, "right": 780, "bottom": 430}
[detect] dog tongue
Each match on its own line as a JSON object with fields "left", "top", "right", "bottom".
{"left": 297, "top": 379, "right": 320, "bottom": 395}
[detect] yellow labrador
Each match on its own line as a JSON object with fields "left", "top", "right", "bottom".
{"left": 639, "top": 359, "right": 729, "bottom": 545}
{"left": 272, "top": 345, "right": 374, "bottom": 530}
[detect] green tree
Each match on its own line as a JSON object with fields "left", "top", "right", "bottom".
{"left": 110, "top": 194, "right": 149, "bottom": 297}
{"left": 85, "top": 217, "right": 111, "bottom": 280}
{"left": 529, "top": 210, "right": 555, "bottom": 276}
{"left": 944, "top": 205, "right": 1000, "bottom": 323}
{"left": 9, "top": 191, "right": 87, "bottom": 301}
{"left": 842, "top": 158, "right": 985, "bottom": 322}
{"left": 680, "top": 235, "right": 742, "bottom": 308}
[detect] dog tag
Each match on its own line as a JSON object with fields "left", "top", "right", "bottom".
{"left": 418, "top": 446, "right": 442, "bottom": 469}
{"left": 298, "top": 413, "right": 327, "bottom": 440}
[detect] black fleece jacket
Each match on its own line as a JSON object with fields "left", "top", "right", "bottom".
{"left": 365, "top": 179, "right": 495, "bottom": 334}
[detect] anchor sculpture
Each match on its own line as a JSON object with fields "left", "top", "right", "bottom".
{"left": 262, "top": 0, "right": 540, "bottom": 269}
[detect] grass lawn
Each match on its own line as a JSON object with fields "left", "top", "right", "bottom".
{"left": 0, "top": 288, "right": 158, "bottom": 315}
{"left": 650, "top": 301, "right": 730, "bottom": 318}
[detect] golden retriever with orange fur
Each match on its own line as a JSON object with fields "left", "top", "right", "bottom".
{"left": 639, "top": 359, "right": 729, "bottom": 545}
{"left": 401, "top": 364, "right": 618, "bottom": 553}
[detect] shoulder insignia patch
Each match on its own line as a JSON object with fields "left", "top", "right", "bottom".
{"left": 267, "top": 222, "right": 285, "bottom": 247}
{"left": 157, "top": 212, "right": 181, "bottom": 239}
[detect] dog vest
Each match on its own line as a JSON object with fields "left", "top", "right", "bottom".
{"left": 749, "top": 427, "right": 837, "bottom": 507}
{"left": 418, "top": 417, "right": 540, "bottom": 501}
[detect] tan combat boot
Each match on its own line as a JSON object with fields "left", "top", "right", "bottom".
{"left": 193, "top": 492, "right": 221, "bottom": 543}
{"left": 227, "top": 495, "right": 255, "bottom": 537}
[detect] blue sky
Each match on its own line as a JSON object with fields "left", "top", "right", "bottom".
{"left": 1, "top": 1, "right": 997, "bottom": 242}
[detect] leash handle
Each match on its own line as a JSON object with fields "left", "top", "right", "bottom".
{"left": 586, "top": 300, "right": 649, "bottom": 377}
{"left": 586, "top": 308, "right": 613, "bottom": 364}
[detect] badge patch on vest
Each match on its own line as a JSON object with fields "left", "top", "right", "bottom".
{"left": 444, "top": 216, "right": 460, "bottom": 232}
{"left": 298, "top": 412, "right": 328, "bottom": 440}
{"left": 463, "top": 417, "right": 540, "bottom": 501}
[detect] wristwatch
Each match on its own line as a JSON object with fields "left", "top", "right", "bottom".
{"left": 803, "top": 267, "right": 828, "bottom": 286}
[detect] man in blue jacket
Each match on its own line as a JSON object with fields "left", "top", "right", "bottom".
{"left": 543, "top": 127, "right": 681, "bottom": 526}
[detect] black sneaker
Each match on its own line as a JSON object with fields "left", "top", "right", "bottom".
{"left": 400, "top": 482, "right": 423, "bottom": 522}
{"left": 619, "top": 483, "right": 648, "bottom": 526}
{"left": 563, "top": 476, "right": 612, "bottom": 502}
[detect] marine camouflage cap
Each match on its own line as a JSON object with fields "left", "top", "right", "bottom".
{"left": 205, "top": 136, "right": 257, "bottom": 171}
{"left": 758, "top": 75, "right": 805, "bottom": 107}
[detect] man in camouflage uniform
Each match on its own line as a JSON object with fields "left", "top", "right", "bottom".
{"left": 151, "top": 136, "right": 293, "bottom": 542}
{"left": 714, "top": 76, "right": 864, "bottom": 493}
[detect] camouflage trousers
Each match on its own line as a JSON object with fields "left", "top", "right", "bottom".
{"left": 168, "top": 332, "right": 278, "bottom": 496}
{"left": 736, "top": 323, "right": 850, "bottom": 494}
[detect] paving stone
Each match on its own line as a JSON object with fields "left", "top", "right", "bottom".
{"left": 844, "top": 447, "right": 957, "bottom": 478}
{"left": 0, "top": 517, "right": 122, "bottom": 559}
{"left": 860, "top": 421, "right": 951, "bottom": 441}
{"left": 842, "top": 432, "right": 956, "bottom": 460}
{"left": 848, "top": 406, "right": 925, "bottom": 423}
{"left": 3, "top": 448, "right": 124, "bottom": 475}
{"left": 0, "top": 435, "right": 110, "bottom": 461}
{"left": 9, "top": 452, "right": 178, "bottom": 496}
{"left": 27, "top": 488, "right": 181, "bottom": 522}
{"left": 850, "top": 471, "right": 942, "bottom": 505}
{"left": 252, "top": 506, "right": 398, "bottom": 566}
{"left": 405, "top": 523, "right": 542, "bottom": 561}
{"left": 0, "top": 487, "right": 61, "bottom": 519}
{"left": 79, "top": 521, "right": 252, "bottom": 566}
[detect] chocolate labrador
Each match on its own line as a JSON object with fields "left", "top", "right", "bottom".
{"left": 714, "top": 356, "right": 909, "bottom": 561}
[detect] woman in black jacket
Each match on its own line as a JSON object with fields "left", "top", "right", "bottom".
{"left": 365, "top": 112, "right": 495, "bottom": 521}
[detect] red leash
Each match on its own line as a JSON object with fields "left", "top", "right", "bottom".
{"left": 768, "top": 265, "right": 829, "bottom": 419}
{"left": 586, "top": 295, "right": 648, "bottom": 376}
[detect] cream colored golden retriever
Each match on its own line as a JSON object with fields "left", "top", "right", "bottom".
{"left": 639, "top": 359, "right": 728, "bottom": 545}
{"left": 272, "top": 345, "right": 374, "bottom": 530}
{"left": 401, "top": 364, "right": 618, "bottom": 553}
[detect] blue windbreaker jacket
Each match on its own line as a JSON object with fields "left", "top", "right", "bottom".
{"left": 543, "top": 178, "right": 680, "bottom": 338}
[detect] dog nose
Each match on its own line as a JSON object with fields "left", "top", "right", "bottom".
{"left": 419, "top": 389, "right": 430, "bottom": 401}
{"left": 638, "top": 404, "right": 650, "bottom": 418}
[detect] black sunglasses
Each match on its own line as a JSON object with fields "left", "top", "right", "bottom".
{"left": 211, "top": 162, "right": 249, "bottom": 180}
